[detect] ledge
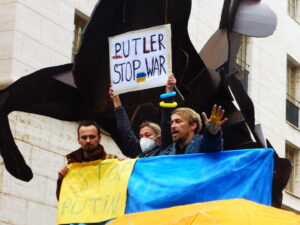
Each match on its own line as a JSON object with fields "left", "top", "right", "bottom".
{"left": 285, "top": 190, "right": 300, "bottom": 199}
{"left": 286, "top": 121, "right": 300, "bottom": 132}
{"left": 288, "top": 14, "right": 300, "bottom": 26}
{"left": 283, "top": 191, "right": 300, "bottom": 213}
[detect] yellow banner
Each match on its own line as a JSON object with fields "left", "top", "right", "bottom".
{"left": 57, "top": 158, "right": 136, "bottom": 224}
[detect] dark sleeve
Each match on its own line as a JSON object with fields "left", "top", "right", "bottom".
{"left": 201, "top": 129, "right": 223, "bottom": 153}
{"left": 56, "top": 176, "right": 63, "bottom": 200}
{"left": 114, "top": 106, "right": 142, "bottom": 158}
{"left": 160, "top": 108, "right": 173, "bottom": 149}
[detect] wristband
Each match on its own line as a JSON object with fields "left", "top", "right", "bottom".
{"left": 159, "top": 101, "right": 178, "bottom": 108}
{"left": 160, "top": 91, "right": 176, "bottom": 99}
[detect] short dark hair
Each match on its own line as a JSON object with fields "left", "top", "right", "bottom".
{"left": 77, "top": 120, "right": 101, "bottom": 136}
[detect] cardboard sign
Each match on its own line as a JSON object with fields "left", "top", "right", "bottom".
{"left": 109, "top": 24, "right": 172, "bottom": 95}
{"left": 57, "top": 159, "right": 136, "bottom": 224}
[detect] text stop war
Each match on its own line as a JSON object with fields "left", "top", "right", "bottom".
{"left": 112, "top": 55, "right": 166, "bottom": 84}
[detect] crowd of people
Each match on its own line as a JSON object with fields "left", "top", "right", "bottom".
{"left": 56, "top": 74, "right": 227, "bottom": 200}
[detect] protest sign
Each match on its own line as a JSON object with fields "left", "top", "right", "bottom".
{"left": 109, "top": 24, "right": 172, "bottom": 95}
{"left": 57, "top": 158, "right": 136, "bottom": 224}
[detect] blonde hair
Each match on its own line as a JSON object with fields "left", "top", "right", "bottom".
{"left": 171, "top": 107, "right": 202, "bottom": 134}
{"left": 139, "top": 121, "right": 161, "bottom": 137}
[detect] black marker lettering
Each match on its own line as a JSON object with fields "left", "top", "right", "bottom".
{"left": 153, "top": 57, "right": 160, "bottom": 76}
{"left": 132, "top": 38, "right": 141, "bottom": 55}
{"left": 113, "top": 64, "right": 122, "bottom": 84}
{"left": 145, "top": 58, "right": 154, "bottom": 76}
{"left": 125, "top": 62, "right": 133, "bottom": 81}
{"left": 123, "top": 40, "right": 130, "bottom": 58}
{"left": 159, "top": 55, "right": 166, "bottom": 75}
{"left": 115, "top": 43, "right": 121, "bottom": 57}
{"left": 133, "top": 60, "right": 141, "bottom": 80}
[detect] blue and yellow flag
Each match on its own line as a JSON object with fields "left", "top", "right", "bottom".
{"left": 125, "top": 148, "right": 273, "bottom": 214}
{"left": 136, "top": 72, "right": 146, "bottom": 82}
{"left": 59, "top": 148, "right": 274, "bottom": 225}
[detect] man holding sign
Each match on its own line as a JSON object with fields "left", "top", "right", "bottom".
{"left": 56, "top": 120, "right": 115, "bottom": 200}
{"left": 108, "top": 24, "right": 227, "bottom": 156}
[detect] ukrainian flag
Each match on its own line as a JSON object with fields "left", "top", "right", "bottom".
{"left": 136, "top": 72, "right": 146, "bottom": 82}
{"left": 60, "top": 148, "right": 274, "bottom": 225}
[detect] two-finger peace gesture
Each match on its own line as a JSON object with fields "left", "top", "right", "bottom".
{"left": 202, "top": 105, "right": 228, "bottom": 135}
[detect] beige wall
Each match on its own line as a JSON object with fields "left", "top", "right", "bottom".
{"left": 0, "top": 112, "right": 121, "bottom": 225}
{"left": 0, "top": 1, "right": 122, "bottom": 224}
{"left": 0, "top": 0, "right": 72, "bottom": 89}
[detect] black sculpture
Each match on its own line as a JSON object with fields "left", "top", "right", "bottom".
{"left": 0, "top": 0, "right": 291, "bottom": 207}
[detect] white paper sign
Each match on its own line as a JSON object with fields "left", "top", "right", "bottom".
{"left": 109, "top": 24, "right": 172, "bottom": 95}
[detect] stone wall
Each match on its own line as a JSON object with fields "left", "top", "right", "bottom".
{"left": 0, "top": 1, "right": 122, "bottom": 224}
{"left": 0, "top": 112, "right": 121, "bottom": 225}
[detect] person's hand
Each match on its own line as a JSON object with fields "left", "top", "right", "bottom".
{"left": 202, "top": 105, "right": 228, "bottom": 135}
{"left": 109, "top": 84, "right": 122, "bottom": 108}
{"left": 166, "top": 74, "right": 176, "bottom": 93}
{"left": 58, "top": 165, "right": 68, "bottom": 179}
{"left": 117, "top": 157, "right": 127, "bottom": 161}
{"left": 108, "top": 85, "right": 114, "bottom": 98}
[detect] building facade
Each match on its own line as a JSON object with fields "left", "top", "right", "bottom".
{"left": 0, "top": 0, "right": 299, "bottom": 224}
{"left": 0, "top": 1, "right": 122, "bottom": 224}
{"left": 189, "top": 0, "right": 300, "bottom": 212}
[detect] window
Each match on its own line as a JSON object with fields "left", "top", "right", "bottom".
{"left": 287, "top": 61, "right": 297, "bottom": 100}
{"left": 235, "top": 35, "right": 249, "bottom": 92}
{"left": 72, "top": 13, "right": 88, "bottom": 61}
{"left": 286, "top": 59, "right": 300, "bottom": 127}
{"left": 236, "top": 36, "right": 248, "bottom": 68}
{"left": 288, "top": 0, "right": 298, "bottom": 18}
{"left": 286, "top": 143, "right": 299, "bottom": 195}
{"left": 288, "top": 0, "right": 300, "bottom": 22}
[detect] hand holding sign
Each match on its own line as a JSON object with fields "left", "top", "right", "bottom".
{"left": 109, "top": 24, "right": 172, "bottom": 95}
{"left": 109, "top": 74, "right": 175, "bottom": 108}
{"left": 58, "top": 165, "right": 68, "bottom": 179}
{"left": 109, "top": 84, "right": 122, "bottom": 108}
{"left": 166, "top": 74, "right": 176, "bottom": 93}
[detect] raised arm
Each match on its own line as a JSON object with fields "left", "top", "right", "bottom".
{"left": 108, "top": 86, "right": 122, "bottom": 108}
{"left": 201, "top": 105, "right": 228, "bottom": 152}
{"left": 160, "top": 74, "right": 176, "bottom": 149}
{"left": 109, "top": 86, "right": 142, "bottom": 158}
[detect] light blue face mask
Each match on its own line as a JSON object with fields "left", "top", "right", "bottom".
{"left": 139, "top": 137, "right": 156, "bottom": 152}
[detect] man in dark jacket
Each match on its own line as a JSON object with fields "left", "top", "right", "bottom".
{"left": 56, "top": 120, "right": 114, "bottom": 200}
{"left": 159, "top": 106, "right": 228, "bottom": 155}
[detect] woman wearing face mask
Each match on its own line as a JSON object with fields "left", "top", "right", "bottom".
{"left": 138, "top": 121, "right": 161, "bottom": 157}
{"left": 109, "top": 74, "right": 176, "bottom": 158}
